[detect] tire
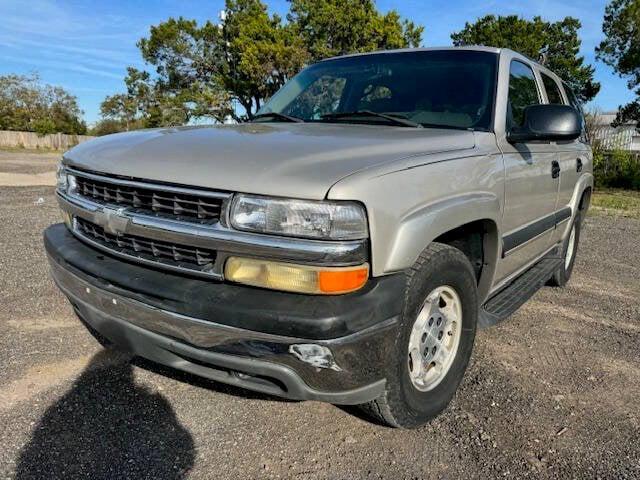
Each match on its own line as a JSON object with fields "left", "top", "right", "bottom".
{"left": 548, "top": 213, "right": 581, "bottom": 287}
{"left": 359, "top": 243, "right": 478, "bottom": 428}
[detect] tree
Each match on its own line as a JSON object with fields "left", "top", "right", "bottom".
{"left": 287, "top": 0, "right": 423, "bottom": 61}
{"left": 99, "top": 0, "right": 424, "bottom": 128}
{"left": 596, "top": 0, "right": 640, "bottom": 127}
{"left": 89, "top": 119, "right": 130, "bottom": 136}
{"left": 0, "top": 74, "right": 86, "bottom": 135}
{"left": 134, "top": 0, "right": 308, "bottom": 122}
{"left": 100, "top": 93, "right": 137, "bottom": 131}
{"left": 451, "top": 15, "right": 600, "bottom": 102}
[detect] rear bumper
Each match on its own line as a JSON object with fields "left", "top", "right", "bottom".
{"left": 45, "top": 224, "right": 404, "bottom": 404}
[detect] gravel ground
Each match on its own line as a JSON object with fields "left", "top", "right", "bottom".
{"left": 0, "top": 150, "right": 59, "bottom": 186}
{"left": 0, "top": 150, "right": 60, "bottom": 175}
{"left": 0, "top": 152, "right": 639, "bottom": 479}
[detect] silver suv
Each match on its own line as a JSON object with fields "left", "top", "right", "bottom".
{"left": 46, "top": 47, "right": 592, "bottom": 428}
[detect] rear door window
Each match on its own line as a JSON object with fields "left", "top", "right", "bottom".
{"left": 564, "top": 83, "right": 588, "bottom": 142}
{"left": 507, "top": 60, "right": 541, "bottom": 128}
{"left": 541, "top": 73, "right": 565, "bottom": 105}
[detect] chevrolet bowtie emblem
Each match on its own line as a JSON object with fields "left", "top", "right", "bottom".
{"left": 99, "top": 207, "right": 130, "bottom": 236}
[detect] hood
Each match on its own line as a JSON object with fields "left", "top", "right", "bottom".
{"left": 64, "top": 123, "right": 475, "bottom": 200}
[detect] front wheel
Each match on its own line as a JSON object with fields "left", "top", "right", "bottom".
{"left": 359, "top": 243, "right": 478, "bottom": 428}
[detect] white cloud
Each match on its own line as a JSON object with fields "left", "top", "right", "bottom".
{"left": 2, "top": 54, "right": 124, "bottom": 80}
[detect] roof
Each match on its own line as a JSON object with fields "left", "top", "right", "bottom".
{"left": 319, "top": 46, "right": 567, "bottom": 94}
{"left": 592, "top": 114, "right": 639, "bottom": 151}
{"left": 319, "top": 46, "right": 556, "bottom": 77}
{"left": 320, "top": 46, "right": 503, "bottom": 62}
{"left": 594, "top": 113, "right": 630, "bottom": 126}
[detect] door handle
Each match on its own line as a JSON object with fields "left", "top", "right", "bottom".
{"left": 576, "top": 158, "right": 583, "bottom": 172}
{"left": 551, "top": 160, "right": 560, "bottom": 179}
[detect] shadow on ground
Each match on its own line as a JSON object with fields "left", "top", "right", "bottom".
{"left": 15, "top": 349, "right": 195, "bottom": 480}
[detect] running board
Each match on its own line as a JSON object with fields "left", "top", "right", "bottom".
{"left": 479, "top": 251, "right": 563, "bottom": 328}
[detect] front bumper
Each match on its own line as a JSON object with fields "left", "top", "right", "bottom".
{"left": 45, "top": 224, "right": 404, "bottom": 404}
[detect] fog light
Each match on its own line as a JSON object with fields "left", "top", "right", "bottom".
{"left": 224, "top": 257, "right": 369, "bottom": 294}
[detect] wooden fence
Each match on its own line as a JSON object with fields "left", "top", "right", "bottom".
{"left": 0, "top": 130, "right": 95, "bottom": 150}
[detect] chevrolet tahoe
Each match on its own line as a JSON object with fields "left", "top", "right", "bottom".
{"left": 45, "top": 47, "right": 592, "bottom": 428}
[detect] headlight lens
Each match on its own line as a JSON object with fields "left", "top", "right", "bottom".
{"left": 56, "top": 164, "right": 77, "bottom": 195}
{"left": 56, "top": 164, "right": 68, "bottom": 192}
{"left": 230, "top": 195, "right": 368, "bottom": 240}
{"left": 67, "top": 173, "right": 77, "bottom": 194}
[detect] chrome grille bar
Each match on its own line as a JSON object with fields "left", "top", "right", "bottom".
{"left": 74, "top": 217, "right": 220, "bottom": 278}
{"left": 69, "top": 168, "right": 230, "bottom": 224}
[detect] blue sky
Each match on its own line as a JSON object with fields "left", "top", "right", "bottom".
{"left": 0, "top": 0, "right": 635, "bottom": 124}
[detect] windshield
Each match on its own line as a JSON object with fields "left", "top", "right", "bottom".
{"left": 256, "top": 50, "right": 498, "bottom": 130}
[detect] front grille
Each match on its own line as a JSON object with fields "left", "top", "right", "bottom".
{"left": 73, "top": 172, "right": 224, "bottom": 224}
{"left": 75, "top": 217, "right": 217, "bottom": 274}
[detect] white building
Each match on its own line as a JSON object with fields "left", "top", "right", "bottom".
{"left": 591, "top": 113, "right": 640, "bottom": 152}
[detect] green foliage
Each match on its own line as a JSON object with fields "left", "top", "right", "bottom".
{"left": 89, "top": 118, "right": 147, "bottom": 136}
{"left": 586, "top": 107, "right": 640, "bottom": 191}
{"left": 287, "top": 0, "right": 423, "bottom": 61}
{"left": 128, "top": 0, "right": 309, "bottom": 124}
{"left": 89, "top": 119, "right": 126, "bottom": 136}
{"left": 593, "top": 148, "right": 640, "bottom": 190}
{"left": 99, "top": 0, "right": 423, "bottom": 130}
{"left": 100, "top": 93, "right": 137, "bottom": 130}
{"left": 451, "top": 15, "right": 600, "bottom": 102}
{"left": 32, "top": 118, "right": 57, "bottom": 136}
{"left": 0, "top": 74, "right": 87, "bottom": 135}
{"left": 597, "top": 0, "right": 640, "bottom": 127}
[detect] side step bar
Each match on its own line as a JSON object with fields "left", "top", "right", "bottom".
{"left": 479, "top": 250, "right": 563, "bottom": 328}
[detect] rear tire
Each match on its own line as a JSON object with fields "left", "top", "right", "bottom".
{"left": 548, "top": 214, "right": 581, "bottom": 287}
{"left": 359, "top": 243, "right": 478, "bottom": 428}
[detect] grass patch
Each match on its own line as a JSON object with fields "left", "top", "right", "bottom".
{"left": 591, "top": 189, "right": 640, "bottom": 218}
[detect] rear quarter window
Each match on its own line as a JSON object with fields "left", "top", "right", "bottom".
{"left": 564, "top": 83, "right": 588, "bottom": 143}
{"left": 541, "top": 73, "right": 565, "bottom": 105}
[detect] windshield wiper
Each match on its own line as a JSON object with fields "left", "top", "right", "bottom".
{"left": 251, "top": 112, "right": 304, "bottom": 123}
{"left": 320, "top": 110, "right": 422, "bottom": 128}
{"left": 419, "top": 122, "right": 472, "bottom": 131}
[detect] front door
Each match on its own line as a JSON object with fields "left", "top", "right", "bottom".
{"left": 496, "top": 59, "right": 560, "bottom": 283}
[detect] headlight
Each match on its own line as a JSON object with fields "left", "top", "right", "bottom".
{"left": 56, "top": 164, "right": 68, "bottom": 192}
{"left": 56, "top": 164, "right": 77, "bottom": 195}
{"left": 230, "top": 195, "right": 368, "bottom": 240}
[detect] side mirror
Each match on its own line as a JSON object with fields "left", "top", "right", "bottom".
{"left": 507, "top": 104, "right": 581, "bottom": 143}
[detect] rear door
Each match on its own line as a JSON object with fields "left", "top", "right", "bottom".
{"left": 554, "top": 82, "right": 590, "bottom": 241}
{"left": 495, "top": 56, "right": 560, "bottom": 283}
{"left": 539, "top": 72, "right": 583, "bottom": 242}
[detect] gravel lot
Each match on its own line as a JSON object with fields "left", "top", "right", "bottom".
{"left": 1, "top": 151, "right": 639, "bottom": 479}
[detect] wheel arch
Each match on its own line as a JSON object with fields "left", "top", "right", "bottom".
{"left": 572, "top": 173, "right": 594, "bottom": 219}
{"left": 578, "top": 185, "right": 592, "bottom": 213}
{"left": 383, "top": 193, "right": 501, "bottom": 302}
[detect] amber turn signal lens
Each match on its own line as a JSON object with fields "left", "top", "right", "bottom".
{"left": 318, "top": 267, "right": 369, "bottom": 294}
{"left": 224, "top": 257, "right": 369, "bottom": 295}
